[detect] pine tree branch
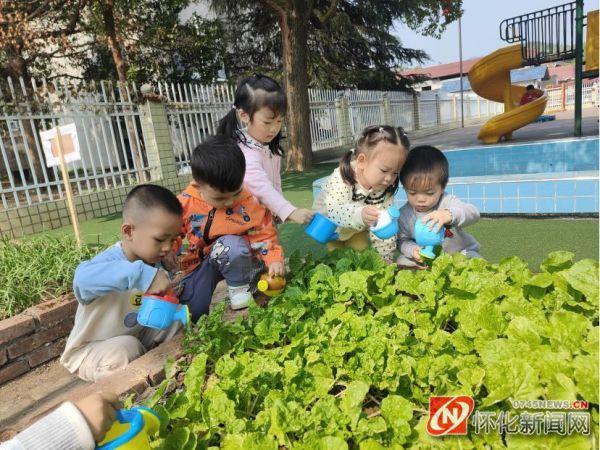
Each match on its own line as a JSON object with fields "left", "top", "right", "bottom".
{"left": 35, "top": 0, "right": 88, "bottom": 40}
{"left": 260, "top": 0, "right": 287, "bottom": 17}
{"left": 27, "top": 0, "right": 57, "bottom": 21}
{"left": 311, "top": 0, "right": 339, "bottom": 27}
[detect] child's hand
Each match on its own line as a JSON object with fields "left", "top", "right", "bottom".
{"left": 161, "top": 251, "right": 180, "bottom": 273}
{"left": 422, "top": 209, "right": 452, "bottom": 231}
{"left": 73, "top": 391, "right": 120, "bottom": 443}
{"left": 147, "top": 269, "right": 171, "bottom": 295}
{"left": 412, "top": 247, "right": 424, "bottom": 263}
{"left": 289, "top": 208, "right": 314, "bottom": 224}
{"left": 268, "top": 261, "right": 285, "bottom": 277}
{"left": 361, "top": 206, "right": 380, "bottom": 226}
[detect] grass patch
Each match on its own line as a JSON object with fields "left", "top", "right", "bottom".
{"left": 0, "top": 236, "right": 104, "bottom": 319}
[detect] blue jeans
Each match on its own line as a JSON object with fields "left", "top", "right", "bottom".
{"left": 179, "top": 235, "right": 263, "bottom": 321}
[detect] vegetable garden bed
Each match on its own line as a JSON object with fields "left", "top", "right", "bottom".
{"left": 144, "top": 249, "right": 599, "bottom": 449}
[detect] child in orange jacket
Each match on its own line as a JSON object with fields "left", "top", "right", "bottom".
{"left": 174, "top": 135, "right": 284, "bottom": 320}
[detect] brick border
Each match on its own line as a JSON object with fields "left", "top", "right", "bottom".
{"left": 0, "top": 334, "right": 184, "bottom": 441}
{"left": 0, "top": 294, "right": 77, "bottom": 385}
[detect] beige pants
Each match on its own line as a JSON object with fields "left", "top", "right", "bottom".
{"left": 326, "top": 231, "right": 369, "bottom": 252}
{"left": 76, "top": 324, "right": 180, "bottom": 383}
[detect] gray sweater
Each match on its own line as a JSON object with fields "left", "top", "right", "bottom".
{"left": 398, "top": 192, "right": 480, "bottom": 258}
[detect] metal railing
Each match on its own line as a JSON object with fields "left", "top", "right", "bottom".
{"left": 545, "top": 80, "right": 599, "bottom": 111}
{"left": 500, "top": 2, "right": 578, "bottom": 65}
{"left": 0, "top": 77, "right": 150, "bottom": 209}
{"left": 160, "top": 83, "right": 234, "bottom": 172}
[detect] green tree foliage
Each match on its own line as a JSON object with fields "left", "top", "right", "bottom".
{"left": 214, "top": 0, "right": 463, "bottom": 90}
{"left": 77, "top": 2, "right": 226, "bottom": 84}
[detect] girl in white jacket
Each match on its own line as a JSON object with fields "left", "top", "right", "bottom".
{"left": 313, "top": 125, "right": 409, "bottom": 262}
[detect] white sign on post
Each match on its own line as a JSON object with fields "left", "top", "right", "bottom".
{"left": 39, "top": 123, "right": 82, "bottom": 245}
{"left": 39, "top": 123, "right": 81, "bottom": 167}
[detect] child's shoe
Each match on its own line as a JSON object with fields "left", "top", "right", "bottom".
{"left": 228, "top": 284, "right": 252, "bottom": 310}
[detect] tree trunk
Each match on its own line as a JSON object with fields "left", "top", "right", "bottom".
{"left": 101, "top": 0, "right": 127, "bottom": 83}
{"left": 279, "top": 9, "right": 313, "bottom": 171}
{"left": 101, "top": 0, "right": 146, "bottom": 183}
{"left": 4, "top": 45, "right": 46, "bottom": 184}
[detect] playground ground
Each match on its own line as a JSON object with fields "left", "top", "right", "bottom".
{"left": 409, "top": 108, "right": 599, "bottom": 150}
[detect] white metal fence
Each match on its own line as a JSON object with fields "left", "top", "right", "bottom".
{"left": 160, "top": 83, "right": 234, "bottom": 172}
{"left": 161, "top": 86, "right": 504, "bottom": 157}
{"left": 0, "top": 76, "right": 507, "bottom": 211}
{"left": 546, "top": 80, "right": 599, "bottom": 111}
{"left": 308, "top": 89, "right": 341, "bottom": 151}
{"left": 0, "top": 77, "right": 150, "bottom": 209}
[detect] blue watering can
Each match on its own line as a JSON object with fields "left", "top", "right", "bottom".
{"left": 137, "top": 294, "right": 189, "bottom": 330}
{"left": 370, "top": 207, "right": 400, "bottom": 239}
{"left": 305, "top": 213, "right": 339, "bottom": 244}
{"left": 414, "top": 218, "right": 445, "bottom": 260}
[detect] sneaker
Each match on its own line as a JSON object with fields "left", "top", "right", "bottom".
{"left": 228, "top": 284, "right": 252, "bottom": 310}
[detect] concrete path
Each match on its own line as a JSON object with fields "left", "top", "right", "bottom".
{"left": 410, "top": 109, "right": 599, "bottom": 150}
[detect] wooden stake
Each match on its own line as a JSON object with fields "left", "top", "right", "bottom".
{"left": 55, "top": 127, "right": 82, "bottom": 245}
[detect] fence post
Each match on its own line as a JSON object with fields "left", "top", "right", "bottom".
{"left": 477, "top": 97, "right": 481, "bottom": 118}
{"left": 139, "top": 98, "right": 176, "bottom": 181}
{"left": 561, "top": 83, "right": 567, "bottom": 111}
{"left": 452, "top": 96, "right": 457, "bottom": 122}
{"left": 412, "top": 92, "right": 421, "bottom": 130}
{"left": 435, "top": 94, "right": 442, "bottom": 125}
{"left": 335, "top": 93, "right": 352, "bottom": 146}
{"left": 382, "top": 93, "right": 392, "bottom": 126}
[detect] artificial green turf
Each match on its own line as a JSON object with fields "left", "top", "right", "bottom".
{"left": 34, "top": 162, "right": 598, "bottom": 269}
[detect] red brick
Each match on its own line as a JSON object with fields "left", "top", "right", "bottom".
{"left": 0, "top": 315, "right": 35, "bottom": 346}
{"left": 0, "top": 359, "right": 29, "bottom": 385}
{"left": 0, "top": 347, "right": 6, "bottom": 366}
{"left": 25, "top": 294, "right": 77, "bottom": 328}
{"left": 7, "top": 321, "right": 72, "bottom": 359}
{"left": 68, "top": 367, "right": 149, "bottom": 401}
{"left": 26, "top": 339, "right": 65, "bottom": 368}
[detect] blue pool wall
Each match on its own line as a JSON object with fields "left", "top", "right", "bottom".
{"left": 312, "top": 137, "right": 599, "bottom": 214}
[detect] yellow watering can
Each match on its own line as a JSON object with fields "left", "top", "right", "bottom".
{"left": 96, "top": 407, "right": 160, "bottom": 450}
{"left": 257, "top": 274, "right": 286, "bottom": 297}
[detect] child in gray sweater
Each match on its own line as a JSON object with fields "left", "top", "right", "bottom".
{"left": 396, "top": 145, "right": 481, "bottom": 267}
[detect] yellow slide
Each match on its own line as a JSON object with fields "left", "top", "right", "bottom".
{"left": 468, "top": 44, "right": 547, "bottom": 144}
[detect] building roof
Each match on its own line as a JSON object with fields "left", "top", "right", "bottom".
{"left": 547, "top": 64, "right": 575, "bottom": 82}
{"left": 511, "top": 66, "right": 549, "bottom": 83}
{"left": 400, "top": 57, "right": 482, "bottom": 79}
{"left": 440, "top": 66, "right": 550, "bottom": 92}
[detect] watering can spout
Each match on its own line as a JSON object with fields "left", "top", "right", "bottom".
{"left": 173, "top": 305, "right": 189, "bottom": 327}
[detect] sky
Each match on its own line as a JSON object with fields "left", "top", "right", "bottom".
{"left": 394, "top": 0, "right": 598, "bottom": 67}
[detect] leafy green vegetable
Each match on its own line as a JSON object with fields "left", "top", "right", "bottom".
{"left": 149, "top": 249, "right": 599, "bottom": 448}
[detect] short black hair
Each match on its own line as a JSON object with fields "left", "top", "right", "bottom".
{"left": 191, "top": 135, "right": 245, "bottom": 193}
{"left": 400, "top": 145, "right": 449, "bottom": 189}
{"left": 123, "top": 184, "right": 183, "bottom": 219}
{"left": 526, "top": 84, "right": 535, "bottom": 90}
